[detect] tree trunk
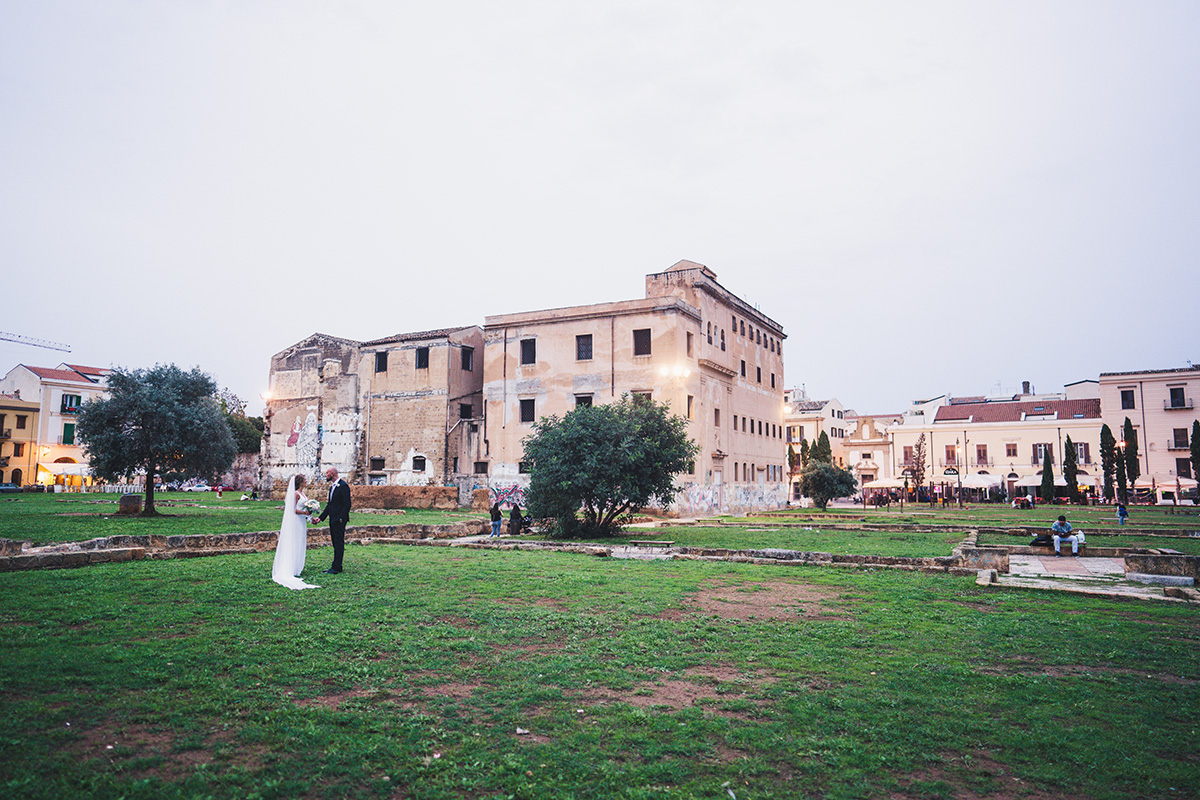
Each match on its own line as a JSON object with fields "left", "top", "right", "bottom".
{"left": 141, "top": 461, "right": 161, "bottom": 516}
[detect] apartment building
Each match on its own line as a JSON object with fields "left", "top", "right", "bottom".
{"left": 1099, "top": 366, "right": 1199, "bottom": 501}
{"left": 483, "top": 260, "right": 787, "bottom": 515}
{"left": 0, "top": 363, "right": 110, "bottom": 488}
{"left": 0, "top": 393, "right": 39, "bottom": 487}
{"left": 888, "top": 383, "right": 1103, "bottom": 500}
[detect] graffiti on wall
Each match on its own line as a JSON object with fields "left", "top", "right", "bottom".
{"left": 489, "top": 484, "right": 527, "bottom": 508}
{"left": 287, "top": 411, "right": 320, "bottom": 472}
{"left": 673, "top": 481, "right": 787, "bottom": 516}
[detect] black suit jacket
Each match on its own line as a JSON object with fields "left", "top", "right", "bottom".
{"left": 319, "top": 479, "right": 352, "bottom": 524}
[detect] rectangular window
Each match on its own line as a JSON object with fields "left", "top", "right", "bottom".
{"left": 520, "top": 398, "right": 535, "bottom": 423}
{"left": 714, "top": 408, "right": 721, "bottom": 427}
{"left": 686, "top": 395, "right": 694, "bottom": 420}
{"left": 1170, "top": 387, "right": 1186, "bottom": 408}
{"left": 369, "top": 457, "right": 385, "bottom": 471}
{"left": 574, "top": 394, "right": 593, "bottom": 407}
{"left": 756, "top": 367, "right": 762, "bottom": 383}
{"left": 740, "top": 360, "right": 746, "bottom": 377}
{"left": 415, "top": 347, "right": 429, "bottom": 369}
{"left": 633, "top": 391, "right": 652, "bottom": 406}
{"left": 686, "top": 332, "right": 694, "bottom": 358}
{"left": 374, "top": 352, "right": 388, "bottom": 373}
{"left": 13, "top": 443, "right": 24, "bottom": 457}
{"left": 576, "top": 334, "right": 592, "bottom": 361}
{"left": 739, "top": 320, "right": 745, "bottom": 336}
{"left": 521, "top": 338, "right": 537, "bottom": 365}
{"left": 1076, "top": 442, "right": 1091, "bottom": 463}
{"left": 902, "top": 445, "right": 914, "bottom": 464}
{"left": 1174, "top": 428, "right": 1189, "bottom": 448}
{"left": 1178, "top": 458, "right": 1193, "bottom": 480}
{"left": 61, "top": 394, "right": 81, "bottom": 413}
{"left": 758, "top": 420, "right": 763, "bottom": 435}
{"left": 771, "top": 373, "right": 775, "bottom": 388}
{"left": 474, "top": 461, "right": 488, "bottom": 475}
{"left": 976, "top": 444, "right": 988, "bottom": 465}
{"left": 1120, "top": 389, "right": 1135, "bottom": 409}
{"left": 453, "top": 457, "right": 459, "bottom": 473}
{"left": 16, "top": 415, "right": 26, "bottom": 430}
{"left": 743, "top": 417, "right": 748, "bottom": 432}
{"left": 459, "top": 403, "right": 473, "bottom": 420}
{"left": 461, "top": 346, "right": 474, "bottom": 371}
{"left": 1034, "top": 443, "right": 1053, "bottom": 465}
{"left": 632, "top": 328, "right": 652, "bottom": 356}
{"left": 1006, "top": 443, "right": 1018, "bottom": 458}
{"left": 62, "top": 423, "right": 75, "bottom": 445}
{"left": 412, "top": 456, "right": 426, "bottom": 472}
{"left": 945, "top": 445, "right": 957, "bottom": 465}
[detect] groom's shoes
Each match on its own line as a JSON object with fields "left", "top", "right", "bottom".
{"left": 323, "top": 568, "right": 342, "bottom": 574}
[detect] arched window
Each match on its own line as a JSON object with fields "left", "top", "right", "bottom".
{"left": 706, "top": 322, "right": 712, "bottom": 344}
{"left": 720, "top": 330, "right": 726, "bottom": 351}
{"left": 10, "top": 468, "right": 20, "bottom": 485}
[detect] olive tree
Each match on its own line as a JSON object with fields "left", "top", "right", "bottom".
{"left": 76, "top": 364, "right": 236, "bottom": 515}
{"left": 522, "top": 395, "right": 698, "bottom": 538}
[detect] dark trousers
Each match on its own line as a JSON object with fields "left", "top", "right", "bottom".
{"left": 329, "top": 519, "right": 346, "bottom": 570}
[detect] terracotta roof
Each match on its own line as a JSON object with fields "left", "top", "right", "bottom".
{"left": 948, "top": 395, "right": 987, "bottom": 405}
{"left": 1100, "top": 366, "right": 1200, "bottom": 378}
{"left": 24, "top": 365, "right": 97, "bottom": 383}
{"left": 361, "top": 327, "right": 474, "bottom": 346}
{"left": 934, "top": 398, "right": 1101, "bottom": 423}
{"left": 61, "top": 364, "right": 109, "bottom": 379}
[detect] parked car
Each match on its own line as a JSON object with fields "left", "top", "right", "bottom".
{"left": 0, "top": 483, "right": 21, "bottom": 493}
{"left": 183, "top": 484, "right": 211, "bottom": 492}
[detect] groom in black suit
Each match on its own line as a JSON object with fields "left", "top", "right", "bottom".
{"left": 318, "top": 467, "right": 352, "bottom": 574}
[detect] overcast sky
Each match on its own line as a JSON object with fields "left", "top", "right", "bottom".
{"left": 3, "top": 1, "right": 1197, "bottom": 416}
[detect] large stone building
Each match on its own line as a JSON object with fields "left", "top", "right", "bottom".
{"left": 482, "top": 260, "right": 788, "bottom": 515}
{"left": 1099, "top": 365, "right": 1199, "bottom": 501}
{"left": 0, "top": 363, "right": 109, "bottom": 489}
{"left": 260, "top": 327, "right": 485, "bottom": 498}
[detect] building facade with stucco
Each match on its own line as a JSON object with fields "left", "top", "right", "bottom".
{"left": 482, "top": 260, "right": 788, "bottom": 515}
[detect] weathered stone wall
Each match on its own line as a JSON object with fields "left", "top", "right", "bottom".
{"left": 350, "top": 485, "right": 459, "bottom": 509}
{"left": 1124, "top": 553, "right": 1200, "bottom": 580}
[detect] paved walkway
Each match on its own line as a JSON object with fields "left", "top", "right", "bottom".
{"left": 996, "top": 554, "right": 1195, "bottom": 602}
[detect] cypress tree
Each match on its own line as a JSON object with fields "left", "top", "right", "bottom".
{"left": 1040, "top": 457, "right": 1057, "bottom": 504}
{"left": 1123, "top": 417, "right": 1141, "bottom": 488}
{"left": 1099, "top": 424, "right": 1117, "bottom": 502}
{"left": 1062, "top": 435, "right": 1079, "bottom": 502}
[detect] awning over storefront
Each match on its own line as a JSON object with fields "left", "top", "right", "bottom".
{"left": 1134, "top": 474, "right": 1198, "bottom": 489}
{"left": 37, "top": 463, "right": 91, "bottom": 477}
{"left": 865, "top": 478, "right": 907, "bottom": 489}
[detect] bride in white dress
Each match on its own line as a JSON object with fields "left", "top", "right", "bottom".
{"left": 272, "top": 474, "right": 321, "bottom": 590}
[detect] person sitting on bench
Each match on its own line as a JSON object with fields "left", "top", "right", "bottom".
{"left": 1050, "top": 515, "right": 1079, "bottom": 557}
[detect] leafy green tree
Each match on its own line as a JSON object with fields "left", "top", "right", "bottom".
{"left": 798, "top": 461, "right": 857, "bottom": 510}
{"left": 799, "top": 439, "right": 810, "bottom": 467}
{"left": 1100, "top": 424, "right": 1117, "bottom": 502}
{"left": 228, "top": 414, "right": 264, "bottom": 454}
{"left": 1123, "top": 417, "right": 1141, "bottom": 487}
{"left": 76, "top": 364, "right": 236, "bottom": 516}
{"left": 1062, "top": 435, "right": 1079, "bottom": 502}
{"left": 522, "top": 395, "right": 698, "bottom": 538}
{"left": 1040, "top": 456, "right": 1056, "bottom": 504}
{"left": 787, "top": 444, "right": 797, "bottom": 475}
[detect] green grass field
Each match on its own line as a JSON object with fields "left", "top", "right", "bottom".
{"left": 1, "top": 500, "right": 1198, "bottom": 799}
{"left": 0, "top": 493, "right": 485, "bottom": 546}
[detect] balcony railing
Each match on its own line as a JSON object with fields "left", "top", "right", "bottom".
{"left": 0, "top": 429, "right": 9, "bottom": 439}
{"left": 971, "top": 458, "right": 993, "bottom": 468}
{"left": 1167, "top": 439, "right": 1191, "bottom": 451}
{"left": 1030, "top": 457, "right": 1054, "bottom": 466}
{"left": 0, "top": 457, "right": 8, "bottom": 468}
{"left": 1164, "top": 398, "right": 1194, "bottom": 410}
{"left": 60, "top": 404, "right": 80, "bottom": 415}
{"left": 937, "top": 459, "right": 961, "bottom": 468}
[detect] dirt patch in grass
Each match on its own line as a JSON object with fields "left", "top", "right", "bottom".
{"left": 295, "top": 687, "right": 380, "bottom": 710}
{"left": 889, "top": 749, "right": 1084, "bottom": 800}
{"left": 67, "top": 720, "right": 266, "bottom": 782}
{"left": 978, "top": 656, "right": 1197, "bottom": 686}
{"left": 658, "top": 580, "right": 847, "bottom": 622}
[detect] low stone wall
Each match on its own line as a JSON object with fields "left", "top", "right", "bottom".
{"left": 350, "top": 485, "right": 458, "bottom": 510}
{"left": 0, "top": 518, "right": 490, "bottom": 572}
{"left": 1124, "top": 553, "right": 1200, "bottom": 580}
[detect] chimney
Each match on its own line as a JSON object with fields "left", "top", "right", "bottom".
{"left": 1022, "top": 381, "right": 1030, "bottom": 395}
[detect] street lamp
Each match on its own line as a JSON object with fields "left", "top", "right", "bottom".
{"left": 955, "top": 438, "right": 963, "bottom": 508}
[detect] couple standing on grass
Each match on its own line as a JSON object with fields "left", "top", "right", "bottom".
{"left": 271, "top": 468, "right": 352, "bottom": 590}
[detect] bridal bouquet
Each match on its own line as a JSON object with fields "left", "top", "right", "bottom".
{"left": 300, "top": 498, "right": 321, "bottom": 523}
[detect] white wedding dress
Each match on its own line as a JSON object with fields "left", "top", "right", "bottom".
{"left": 272, "top": 476, "right": 321, "bottom": 590}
